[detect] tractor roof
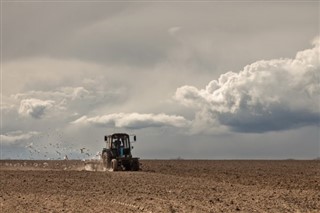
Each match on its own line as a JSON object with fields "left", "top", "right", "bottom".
{"left": 108, "top": 133, "right": 129, "bottom": 137}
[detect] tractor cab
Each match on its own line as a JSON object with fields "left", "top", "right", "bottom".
{"left": 104, "top": 133, "right": 135, "bottom": 158}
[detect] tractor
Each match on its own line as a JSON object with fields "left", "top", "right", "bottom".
{"left": 101, "top": 133, "right": 139, "bottom": 171}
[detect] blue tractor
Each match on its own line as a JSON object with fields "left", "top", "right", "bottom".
{"left": 101, "top": 133, "right": 139, "bottom": 171}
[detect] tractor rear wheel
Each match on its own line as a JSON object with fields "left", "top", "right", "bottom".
{"left": 131, "top": 160, "right": 139, "bottom": 171}
{"left": 111, "top": 159, "right": 118, "bottom": 171}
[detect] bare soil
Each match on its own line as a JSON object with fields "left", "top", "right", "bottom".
{"left": 1, "top": 160, "right": 319, "bottom": 212}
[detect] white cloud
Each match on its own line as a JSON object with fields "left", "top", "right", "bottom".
{"left": 0, "top": 131, "right": 40, "bottom": 144}
{"left": 71, "top": 113, "right": 190, "bottom": 129}
{"left": 59, "top": 87, "right": 90, "bottom": 100}
{"left": 19, "top": 99, "right": 55, "bottom": 119}
{"left": 13, "top": 86, "right": 89, "bottom": 101}
{"left": 175, "top": 37, "right": 320, "bottom": 133}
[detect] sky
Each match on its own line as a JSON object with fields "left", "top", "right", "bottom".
{"left": 1, "top": 0, "right": 319, "bottom": 160}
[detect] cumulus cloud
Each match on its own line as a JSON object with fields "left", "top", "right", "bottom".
{"left": 19, "top": 99, "right": 55, "bottom": 119}
{"left": 71, "top": 113, "right": 190, "bottom": 129}
{"left": 175, "top": 37, "right": 320, "bottom": 133}
{"left": 57, "top": 87, "right": 90, "bottom": 100}
{"left": 1, "top": 131, "right": 40, "bottom": 144}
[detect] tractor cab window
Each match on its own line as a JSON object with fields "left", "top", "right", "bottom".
{"left": 121, "top": 137, "right": 130, "bottom": 149}
{"left": 109, "top": 135, "right": 130, "bottom": 149}
{"left": 111, "top": 138, "right": 121, "bottom": 149}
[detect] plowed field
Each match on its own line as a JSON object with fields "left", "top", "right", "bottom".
{"left": 1, "top": 160, "right": 319, "bottom": 212}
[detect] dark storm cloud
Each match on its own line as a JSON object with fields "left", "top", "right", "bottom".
{"left": 2, "top": 2, "right": 177, "bottom": 66}
{"left": 175, "top": 38, "right": 320, "bottom": 133}
{"left": 3, "top": 2, "right": 318, "bottom": 69}
{"left": 219, "top": 109, "right": 320, "bottom": 133}
{"left": 2, "top": 2, "right": 131, "bottom": 61}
